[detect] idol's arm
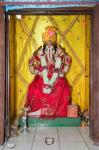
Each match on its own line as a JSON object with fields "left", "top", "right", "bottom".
{"left": 29, "top": 65, "right": 35, "bottom": 74}
{"left": 59, "top": 54, "right": 72, "bottom": 75}
{"left": 28, "top": 54, "right": 39, "bottom": 75}
{"left": 64, "top": 54, "right": 72, "bottom": 74}
{"left": 28, "top": 46, "right": 43, "bottom": 75}
{"left": 63, "top": 65, "right": 70, "bottom": 74}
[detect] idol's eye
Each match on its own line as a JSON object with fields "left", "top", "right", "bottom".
{"left": 45, "top": 48, "right": 48, "bottom": 51}
{"left": 51, "top": 47, "right": 55, "bottom": 53}
{"left": 51, "top": 48, "right": 55, "bottom": 51}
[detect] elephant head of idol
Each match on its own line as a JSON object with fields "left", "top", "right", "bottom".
{"left": 42, "top": 26, "right": 59, "bottom": 65}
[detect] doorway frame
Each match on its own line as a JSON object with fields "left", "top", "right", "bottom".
{"left": 1, "top": 5, "right": 99, "bottom": 145}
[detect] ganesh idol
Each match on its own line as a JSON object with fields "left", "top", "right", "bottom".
{"left": 25, "top": 26, "right": 72, "bottom": 118}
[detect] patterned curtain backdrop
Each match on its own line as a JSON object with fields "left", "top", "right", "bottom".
{"left": 9, "top": 15, "right": 90, "bottom": 119}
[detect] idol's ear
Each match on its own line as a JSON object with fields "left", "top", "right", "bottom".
{"left": 56, "top": 45, "right": 67, "bottom": 56}
{"left": 56, "top": 45, "right": 63, "bottom": 56}
{"left": 33, "top": 46, "right": 43, "bottom": 56}
{"left": 59, "top": 45, "right": 67, "bottom": 55}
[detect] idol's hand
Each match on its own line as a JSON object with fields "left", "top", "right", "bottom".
{"left": 63, "top": 65, "right": 70, "bottom": 74}
{"left": 35, "top": 70, "right": 42, "bottom": 76}
{"left": 29, "top": 65, "right": 35, "bottom": 74}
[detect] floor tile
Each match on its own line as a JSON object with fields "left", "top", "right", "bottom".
{"left": 0, "top": 142, "right": 7, "bottom": 150}
{"left": 0, "top": 145, "right": 4, "bottom": 150}
{"left": 86, "top": 142, "right": 99, "bottom": 150}
{"left": 58, "top": 127, "right": 84, "bottom": 141}
{"left": 78, "top": 127, "right": 92, "bottom": 142}
{"left": 34, "top": 127, "right": 58, "bottom": 142}
{"left": 60, "top": 142, "right": 88, "bottom": 150}
{"left": 4, "top": 142, "right": 32, "bottom": 150}
{"left": 32, "top": 141, "right": 60, "bottom": 150}
{"left": 9, "top": 127, "right": 36, "bottom": 142}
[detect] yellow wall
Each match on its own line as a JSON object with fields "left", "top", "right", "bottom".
{"left": 9, "top": 15, "right": 90, "bottom": 119}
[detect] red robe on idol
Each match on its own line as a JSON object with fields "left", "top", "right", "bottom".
{"left": 25, "top": 46, "right": 72, "bottom": 118}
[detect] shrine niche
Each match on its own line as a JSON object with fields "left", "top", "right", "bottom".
{"left": 1, "top": 5, "right": 99, "bottom": 145}
{"left": 9, "top": 14, "right": 90, "bottom": 126}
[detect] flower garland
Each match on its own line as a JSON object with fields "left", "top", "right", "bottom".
{"left": 41, "top": 55, "right": 61, "bottom": 94}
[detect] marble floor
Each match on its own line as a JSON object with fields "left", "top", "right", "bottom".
{"left": 0, "top": 127, "right": 99, "bottom": 150}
